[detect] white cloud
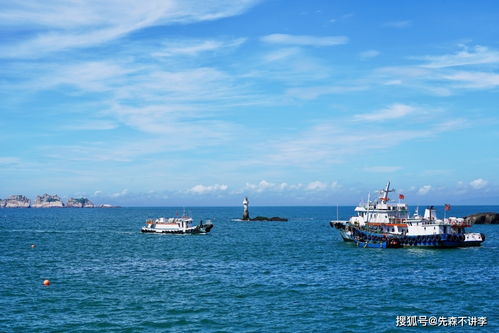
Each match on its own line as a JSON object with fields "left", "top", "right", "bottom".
{"left": 243, "top": 180, "right": 308, "bottom": 193}
{"left": 248, "top": 47, "right": 334, "bottom": 83}
{"left": 256, "top": 116, "right": 464, "bottom": 168}
{"left": 31, "top": 61, "right": 132, "bottom": 92}
{"left": 0, "top": 1, "right": 261, "bottom": 58}
{"left": 261, "top": 33, "right": 348, "bottom": 46}
{"left": 286, "top": 85, "right": 367, "bottom": 100}
{"left": 420, "top": 45, "right": 499, "bottom": 68}
{"left": 374, "top": 45, "right": 499, "bottom": 93}
{"left": 354, "top": 103, "right": 415, "bottom": 122}
{"left": 441, "top": 71, "right": 499, "bottom": 89}
{"left": 360, "top": 50, "right": 380, "bottom": 59}
{"left": 418, "top": 185, "right": 432, "bottom": 195}
{"left": 241, "top": 180, "right": 340, "bottom": 193}
{"left": 189, "top": 184, "right": 229, "bottom": 194}
{"left": 153, "top": 38, "right": 246, "bottom": 57}
{"left": 263, "top": 47, "right": 301, "bottom": 62}
{"left": 244, "top": 180, "right": 276, "bottom": 192}
{"left": 469, "top": 178, "right": 488, "bottom": 189}
{"left": 305, "top": 181, "right": 328, "bottom": 191}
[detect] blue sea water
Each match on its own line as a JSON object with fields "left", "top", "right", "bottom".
{"left": 0, "top": 206, "right": 497, "bottom": 332}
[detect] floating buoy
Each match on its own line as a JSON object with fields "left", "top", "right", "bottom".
{"left": 31, "top": 244, "right": 36, "bottom": 248}
{"left": 43, "top": 279, "right": 50, "bottom": 286}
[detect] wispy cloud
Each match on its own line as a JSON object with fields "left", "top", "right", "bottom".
{"left": 419, "top": 45, "right": 499, "bottom": 68}
{"left": 262, "top": 47, "right": 301, "bottom": 62}
{"left": 189, "top": 184, "right": 229, "bottom": 194}
{"left": 244, "top": 180, "right": 285, "bottom": 192}
{"left": 261, "top": 33, "right": 348, "bottom": 46}
{"left": 305, "top": 181, "right": 328, "bottom": 191}
{"left": 354, "top": 103, "right": 415, "bottom": 122}
{"left": 31, "top": 61, "right": 133, "bottom": 92}
{"left": 441, "top": 71, "right": 499, "bottom": 89}
{"left": 286, "top": 85, "right": 367, "bottom": 100}
{"left": 241, "top": 180, "right": 340, "bottom": 193}
{"left": 359, "top": 49, "right": 380, "bottom": 59}
{"left": 153, "top": 38, "right": 246, "bottom": 57}
{"left": 0, "top": 1, "right": 261, "bottom": 58}
{"left": 418, "top": 185, "right": 432, "bottom": 195}
{"left": 374, "top": 44, "right": 499, "bottom": 93}
{"left": 254, "top": 114, "right": 466, "bottom": 168}
{"left": 247, "top": 47, "right": 334, "bottom": 83}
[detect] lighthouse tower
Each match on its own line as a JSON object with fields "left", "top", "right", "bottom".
{"left": 242, "top": 197, "right": 250, "bottom": 220}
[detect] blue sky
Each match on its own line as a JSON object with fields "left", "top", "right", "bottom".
{"left": 1, "top": 0, "right": 498, "bottom": 206}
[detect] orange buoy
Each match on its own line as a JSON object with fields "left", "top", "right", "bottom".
{"left": 43, "top": 279, "right": 50, "bottom": 286}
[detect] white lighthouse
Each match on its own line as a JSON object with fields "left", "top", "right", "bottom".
{"left": 242, "top": 197, "right": 250, "bottom": 220}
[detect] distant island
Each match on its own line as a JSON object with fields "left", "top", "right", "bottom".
{"left": 0, "top": 194, "right": 119, "bottom": 208}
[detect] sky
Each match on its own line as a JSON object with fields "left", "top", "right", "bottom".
{"left": 1, "top": 0, "right": 498, "bottom": 206}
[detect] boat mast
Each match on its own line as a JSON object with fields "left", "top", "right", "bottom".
{"left": 366, "top": 192, "right": 371, "bottom": 224}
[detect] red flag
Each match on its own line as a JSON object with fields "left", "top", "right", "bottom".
{"left": 444, "top": 204, "right": 451, "bottom": 211}
{"left": 399, "top": 194, "right": 405, "bottom": 200}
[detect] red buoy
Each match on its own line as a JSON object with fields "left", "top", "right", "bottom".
{"left": 43, "top": 279, "right": 50, "bottom": 286}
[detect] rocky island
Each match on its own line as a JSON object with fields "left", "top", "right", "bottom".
{"left": 465, "top": 212, "right": 499, "bottom": 224}
{"left": 66, "top": 197, "right": 95, "bottom": 208}
{"left": 249, "top": 216, "right": 288, "bottom": 221}
{"left": 0, "top": 195, "right": 31, "bottom": 208}
{"left": 32, "top": 194, "right": 65, "bottom": 208}
{"left": 239, "top": 197, "right": 288, "bottom": 222}
{"left": 0, "top": 194, "right": 115, "bottom": 208}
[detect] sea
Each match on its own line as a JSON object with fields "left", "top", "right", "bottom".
{"left": 0, "top": 206, "right": 497, "bottom": 332}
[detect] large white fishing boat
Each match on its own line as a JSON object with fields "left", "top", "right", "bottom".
{"left": 141, "top": 215, "right": 213, "bottom": 234}
{"left": 330, "top": 182, "right": 485, "bottom": 248}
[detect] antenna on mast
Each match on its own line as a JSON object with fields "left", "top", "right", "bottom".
{"left": 336, "top": 203, "right": 339, "bottom": 222}
{"left": 379, "top": 181, "right": 395, "bottom": 203}
{"left": 366, "top": 192, "right": 371, "bottom": 223}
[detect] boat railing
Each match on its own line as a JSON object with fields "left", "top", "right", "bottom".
{"left": 449, "top": 219, "right": 472, "bottom": 227}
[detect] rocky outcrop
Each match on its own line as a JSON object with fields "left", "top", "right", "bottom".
{"left": 465, "top": 212, "right": 499, "bottom": 224}
{"left": 250, "top": 216, "right": 288, "bottom": 222}
{"left": 0, "top": 195, "right": 31, "bottom": 208}
{"left": 66, "top": 197, "right": 94, "bottom": 208}
{"left": 32, "top": 194, "right": 65, "bottom": 208}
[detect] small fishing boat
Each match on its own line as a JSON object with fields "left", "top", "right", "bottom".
{"left": 330, "top": 182, "right": 485, "bottom": 248}
{"left": 141, "top": 215, "right": 213, "bottom": 234}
